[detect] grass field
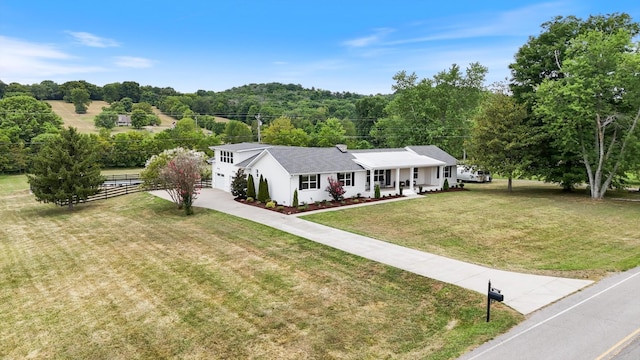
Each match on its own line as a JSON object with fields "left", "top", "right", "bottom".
{"left": 46, "top": 100, "right": 175, "bottom": 134}
{"left": 46, "top": 100, "right": 230, "bottom": 135}
{"left": 303, "top": 179, "right": 640, "bottom": 280}
{"left": 0, "top": 175, "right": 521, "bottom": 359}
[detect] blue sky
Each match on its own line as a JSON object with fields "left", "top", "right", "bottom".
{"left": 1, "top": 1, "right": 639, "bottom": 95}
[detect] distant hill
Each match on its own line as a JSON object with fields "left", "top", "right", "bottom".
{"left": 45, "top": 100, "right": 221, "bottom": 134}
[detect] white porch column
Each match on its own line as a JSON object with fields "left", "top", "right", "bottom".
{"left": 369, "top": 170, "right": 375, "bottom": 197}
{"left": 410, "top": 166, "right": 414, "bottom": 190}
{"left": 395, "top": 168, "right": 400, "bottom": 194}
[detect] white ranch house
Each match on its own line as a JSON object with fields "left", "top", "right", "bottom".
{"left": 210, "top": 143, "right": 458, "bottom": 206}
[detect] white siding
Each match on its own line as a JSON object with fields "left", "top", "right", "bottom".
{"left": 212, "top": 149, "right": 264, "bottom": 192}
{"left": 248, "top": 153, "right": 291, "bottom": 205}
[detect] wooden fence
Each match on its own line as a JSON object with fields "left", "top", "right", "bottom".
{"left": 55, "top": 175, "right": 212, "bottom": 206}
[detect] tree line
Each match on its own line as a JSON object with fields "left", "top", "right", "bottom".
{"left": 2, "top": 12, "right": 640, "bottom": 200}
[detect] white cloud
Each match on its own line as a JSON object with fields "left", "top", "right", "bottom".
{"left": 114, "top": 56, "right": 154, "bottom": 68}
{"left": 66, "top": 31, "right": 119, "bottom": 47}
{"left": 343, "top": 28, "right": 395, "bottom": 48}
{"left": 0, "top": 35, "right": 70, "bottom": 60}
{"left": 0, "top": 35, "right": 106, "bottom": 79}
{"left": 342, "top": 2, "right": 567, "bottom": 50}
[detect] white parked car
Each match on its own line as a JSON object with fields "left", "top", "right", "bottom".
{"left": 457, "top": 165, "right": 491, "bottom": 183}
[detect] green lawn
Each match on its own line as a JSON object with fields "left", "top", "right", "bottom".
{"left": 0, "top": 175, "right": 521, "bottom": 359}
{"left": 303, "top": 179, "right": 640, "bottom": 280}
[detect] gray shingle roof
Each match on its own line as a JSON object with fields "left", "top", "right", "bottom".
{"left": 265, "top": 147, "right": 364, "bottom": 175}
{"left": 406, "top": 145, "right": 458, "bottom": 166}
{"left": 210, "top": 142, "right": 273, "bottom": 152}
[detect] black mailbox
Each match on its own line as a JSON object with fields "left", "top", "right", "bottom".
{"left": 488, "top": 290, "right": 504, "bottom": 302}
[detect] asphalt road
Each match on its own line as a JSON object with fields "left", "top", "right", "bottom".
{"left": 459, "top": 266, "right": 640, "bottom": 360}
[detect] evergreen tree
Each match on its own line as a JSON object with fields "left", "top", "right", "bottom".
{"left": 230, "top": 168, "right": 248, "bottom": 199}
{"left": 246, "top": 174, "right": 256, "bottom": 199}
{"left": 27, "top": 127, "right": 104, "bottom": 209}
{"left": 257, "top": 175, "right": 267, "bottom": 203}
{"left": 264, "top": 178, "right": 270, "bottom": 201}
{"left": 292, "top": 189, "right": 299, "bottom": 207}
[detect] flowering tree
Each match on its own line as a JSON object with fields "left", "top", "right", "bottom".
{"left": 141, "top": 147, "right": 209, "bottom": 215}
{"left": 325, "top": 176, "right": 346, "bottom": 201}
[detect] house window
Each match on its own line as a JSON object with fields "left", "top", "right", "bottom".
{"left": 299, "top": 174, "right": 319, "bottom": 190}
{"left": 338, "top": 172, "right": 354, "bottom": 187}
{"left": 374, "top": 170, "right": 385, "bottom": 183}
{"left": 220, "top": 151, "right": 233, "bottom": 164}
{"left": 413, "top": 168, "right": 418, "bottom": 179}
{"left": 444, "top": 166, "right": 451, "bottom": 178}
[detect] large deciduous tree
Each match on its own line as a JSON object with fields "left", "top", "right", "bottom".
{"left": 534, "top": 29, "right": 640, "bottom": 199}
{"left": 0, "top": 95, "right": 62, "bottom": 172}
{"left": 262, "top": 116, "right": 311, "bottom": 146}
{"left": 314, "top": 118, "right": 346, "bottom": 147}
{"left": 27, "top": 127, "right": 104, "bottom": 209}
{"left": 382, "top": 63, "right": 487, "bottom": 157}
{"left": 510, "top": 13, "right": 640, "bottom": 190}
{"left": 70, "top": 87, "right": 91, "bottom": 114}
{"left": 468, "top": 86, "right": 531, "bottom": 192}
{"left": 0, "top": 95, "right": 62, "bottom": 143}
{"left": 223, "top": 120, "right": 254, "bottom": 143}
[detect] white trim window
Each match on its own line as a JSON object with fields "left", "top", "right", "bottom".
{"left": 299, "top": 174, "right": 320, "bottom": 190}
{"left": 444, "top": 166, "right": 451, "bottom": 178}
{"left": 413, "top": 168, "right": 418, "bottom": 179}
{"left": 374, "top": 169, "right": 385, "bottom": 183}
{"left": 220, "top": 151, "right": 233, "bottom": 164}
{"left": 337, "top": 172, "right": 354, "bottom": 187}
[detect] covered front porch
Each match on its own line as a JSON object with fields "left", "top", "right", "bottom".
{"left": 351, "top": 151, "right": 446, "bottom": 198}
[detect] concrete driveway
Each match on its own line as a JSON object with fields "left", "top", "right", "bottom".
{"left": 150, "top": 188, "right": 593, "bottom": 315}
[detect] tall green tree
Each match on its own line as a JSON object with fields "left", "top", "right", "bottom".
{"left": 384, "top": 63, "right": 487, "bottom": 156}
{"left": 70, "top": 87, "right": 91, "bottom": 114}
{"left": 27, "top": 127, "right": 104, "bottom": 209}
{"left": 94, "top": 111, "right": 118, "bottom": 129}
{"left": 223, "top": 120, "right": 253, "bottom": 143}
{"left": 468, "top": 87, "right": 531, "bottom": 192}
{"left": 262, "top": 116, "right": 310, "bottom": 146}
{"left": 120, "top": 81, "right": 141, "bottom": 103}
{"left": 102, "top": 82, "right": 122, "bottom": 103}
{"left": 354, "top": 95, "right": 389, "bottom": 137}
{"left": 509, "top": 13, "right": 640, "bottom": 190}
{"left": 131, "top": 109, "right": 150, "bottom": 129}
{"left": 314, "top": 118, "right": 346, "bottom": 147}
{"left": 0, "top": 95, "right": 62, "bottom": 143}
{"left": 534, "top": 29, "right": 640, "bottom": 199}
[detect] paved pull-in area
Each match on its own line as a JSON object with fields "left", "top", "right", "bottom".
{"left": 151, "top": 188, "right": 593, "bottom": 315}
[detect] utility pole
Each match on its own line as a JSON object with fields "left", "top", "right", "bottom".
{"left": 256, "top": 114, "right": 262, "bottom": 143}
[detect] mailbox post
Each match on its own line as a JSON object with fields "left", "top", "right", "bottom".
{"left": 486, "top": 280, "right": 504, "bottom": 322}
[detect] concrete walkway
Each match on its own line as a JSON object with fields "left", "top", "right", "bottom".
{"left": 150, "top": 188, "right": 593, "bottom": 315}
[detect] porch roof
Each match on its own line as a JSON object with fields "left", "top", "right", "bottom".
{"left": 351, "top": 151, "right": 445, "bottom": 169}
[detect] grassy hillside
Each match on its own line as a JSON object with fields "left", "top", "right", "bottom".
{"left": 0, "top": 175, "right": 521, "bottom": 359}
{"left": 46, "top": 100, "right": 175, "bottom": 134}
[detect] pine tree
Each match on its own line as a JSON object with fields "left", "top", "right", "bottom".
{"left": 246, "top": 174, "right": 256, "bottom": 199}
{"left": 27, "top": 127, "right": 104, "bottom": 209}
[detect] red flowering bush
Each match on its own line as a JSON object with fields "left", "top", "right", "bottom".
{"left": 326, "top": 176, "right": 346, "bottom": 201}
